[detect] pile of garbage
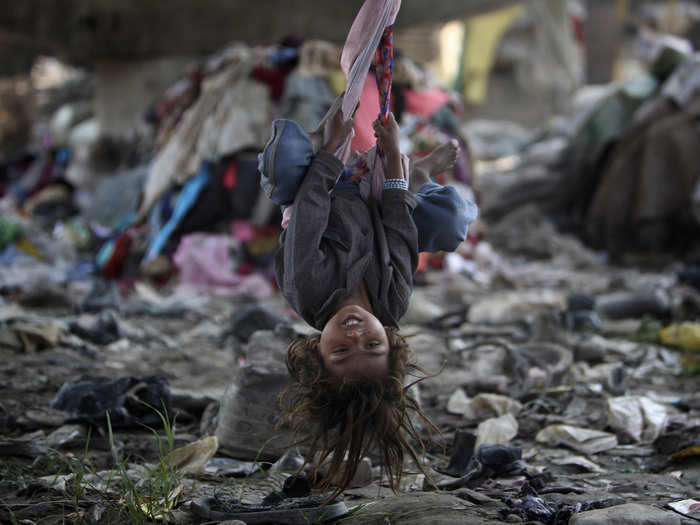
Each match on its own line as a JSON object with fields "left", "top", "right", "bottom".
{"left": 470, "top": 35, "right": 700, "bottom": 260}
{"left": 1, "top": 225, "right": 700, "bottom": 523}
{"left": 0, "top": 38, "right": 475, "bottom": 303}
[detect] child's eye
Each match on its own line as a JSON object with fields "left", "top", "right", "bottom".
{"left": 366, "top": 341, "right": 380, "bottom": 349}
{"left": 333, "top": 348, "right": 348, "bottom": 354}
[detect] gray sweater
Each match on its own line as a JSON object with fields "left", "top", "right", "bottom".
{"left": 274, "top": 151, "right": 418, "bottom": 331}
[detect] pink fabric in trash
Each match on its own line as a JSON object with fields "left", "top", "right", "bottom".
{"left": 404, "top": 88, "right": 450, "bottom": 118}
{"left": 351, "top": 73, "right": 382, "bottom": 154}
{"left": 173, "top": 233, "right": 273, "bottom": 299}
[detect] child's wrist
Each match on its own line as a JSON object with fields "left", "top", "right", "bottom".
{"left": 384, "top": 146, "right": 401, "bottom": 159}
{"left": 384, "top": 178, "right": 408, "bottom": 191}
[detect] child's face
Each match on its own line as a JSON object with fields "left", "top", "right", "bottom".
{"left": 318, "top": 305, "right": 390, "bottom": 377}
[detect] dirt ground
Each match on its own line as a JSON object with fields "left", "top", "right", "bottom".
{"left": 1, "top": 253, "right": 699, "bottom": 524}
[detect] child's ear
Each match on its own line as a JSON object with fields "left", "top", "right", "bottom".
{"left": 308, "top": 337, "right": 321, "bottom": 361}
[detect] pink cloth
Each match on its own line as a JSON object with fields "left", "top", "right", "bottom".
{"left": 404, "top": 88, "right": 450, "bottom": 118}
{"left": 173, "top": 233, "right": 273, "bottom": 298}
{"left": 341, "top": 0, "right": 400, "bottom": 76}
{"left": 351, "top": 74, "right": 381, "bottom": 154}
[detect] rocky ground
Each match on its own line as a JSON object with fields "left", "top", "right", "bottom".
{"left": 1, "top": 238, "right": 700, "bottom": 525}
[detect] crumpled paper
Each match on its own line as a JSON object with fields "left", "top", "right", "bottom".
{"left": 447, "top": 390, "right": 522, "bottom": 421}
{"left": 476, "top": 413, "right": 519, "bottom": 449}
{"left": 606, "top": 395, "right": 668, "bottom": 443}
{"left": 536, "top": 424, "right": 618, "bottom": 454}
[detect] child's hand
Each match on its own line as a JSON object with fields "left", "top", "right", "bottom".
{"left": 323, "top": 111, "right": 354, "bottom": 153}
{"left": 373, "top": 113, "right": 400, "bottom": 158}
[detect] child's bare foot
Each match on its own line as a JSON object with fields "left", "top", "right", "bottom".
{"left": 414, "top": 139, "right": 459, "bottom": 177}
{"left": 410, "top": 139, "right": 459, "bottom": 192}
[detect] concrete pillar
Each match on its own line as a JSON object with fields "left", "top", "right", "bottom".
{"left": 585, "top": 0, "right": 622, "bottom": 83}
{"left": 94, "top": 56, "right": 197, "bottom": 138}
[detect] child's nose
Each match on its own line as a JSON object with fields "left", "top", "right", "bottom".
{"left": 344, "top": 327, "right": 365, "bottom": 338}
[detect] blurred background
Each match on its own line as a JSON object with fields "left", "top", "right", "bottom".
{"left": 2, "top": 1, "right": 699, "bottom": 276}
{"left": 2, "top": 3, "right": 700, "bottom": 523}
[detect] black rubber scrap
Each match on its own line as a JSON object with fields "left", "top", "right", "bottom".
{"left": 190, "top": 491, "right": 348, "bottom": 524}
{"left": 50, "top": 376, "right": 171, "bottom": 428}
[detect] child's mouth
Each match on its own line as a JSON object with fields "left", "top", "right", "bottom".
{"left": 341, "top": 315, "right": 362, "bottom": 327}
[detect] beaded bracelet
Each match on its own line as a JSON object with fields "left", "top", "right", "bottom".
{"left": 383, "top": 178, "right": 408, "bottom": 191}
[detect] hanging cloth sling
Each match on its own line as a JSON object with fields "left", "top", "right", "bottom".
{"left": 338, "top": 0, "right": 409, "bottom": 200}
{"left": 279, "top": 0, "right": 405, "bottom": 228}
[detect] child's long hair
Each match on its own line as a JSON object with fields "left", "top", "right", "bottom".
{"left": 280, "top": 328, "right": 440, "bottom": 500}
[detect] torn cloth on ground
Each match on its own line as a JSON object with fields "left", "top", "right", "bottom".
{"left": 50, "top": 376, "right": 172, "bottom": 429}
{"left": 0, "top": 319, "right": 61, "bottom": 352}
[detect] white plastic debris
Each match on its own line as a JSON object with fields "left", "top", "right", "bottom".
{"left": 571, "top": 361, "right": 623, "bottom": 383}
{"left": 167, "top": 435, "right": 219, "bottom": 475}
{"left": 606, "top": 396, "right": 669, "bottom": 443}
{"left": 446, "top": 390, "right": 522, "bottom": 421}
{"left": 468, "top": 289, "right": 567, "bottom": 324}
{"left": 667, "top": 499, "right": 700, "bottom": 520}
{"left": 475, "top": 413, "right": 518, "bottom": 449}
{"left": 446, "top": 388, "right": 470, "bottom": 415}
{"left": 536, "top": 424, "right": 618, "bottom": 454}
{"left": 551, "top": 455, "right": 606, "bottom": 473}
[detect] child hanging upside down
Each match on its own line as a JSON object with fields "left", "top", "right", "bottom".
{"left": 257, "top": 97, "right": 477, "bottom": 498}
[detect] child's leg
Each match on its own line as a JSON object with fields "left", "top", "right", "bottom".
{"left": 259, "top": 120, "right": 315, "bottom": 208}
{"left": 409, "top": 139, "right": 477, "bottom": 253}
{"left": 409, "top": 138, "right": 459, "bottom": 192}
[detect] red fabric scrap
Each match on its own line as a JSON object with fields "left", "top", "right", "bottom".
{"left": 223, "top": 160, "right": 238, "bottom": 190}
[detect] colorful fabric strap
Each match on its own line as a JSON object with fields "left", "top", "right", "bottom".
{"left": 374, "top": 26, "right": 394, "bottom": 125}
{"left": 346, "top": 155, "right": 369, "bottom": 183}
{"left": 350, "top": 24, "right": 395, "bottom": 183}
{"left": 337, "top": 0, "right": 405, "bottom": 199}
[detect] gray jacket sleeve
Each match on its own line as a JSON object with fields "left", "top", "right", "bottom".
{"left": 276, "top": 151, "right": 344, "bottom": 312}
{"left": 380, "top": 188, "right": 419, "bottom": 318}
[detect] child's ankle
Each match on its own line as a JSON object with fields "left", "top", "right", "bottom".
{"left": 409, "top": 168, "right": 430, "bottom": 193}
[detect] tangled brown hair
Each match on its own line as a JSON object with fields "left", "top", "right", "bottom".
{"left": 279, "top": 328, "right": 440, "bottom": 500}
